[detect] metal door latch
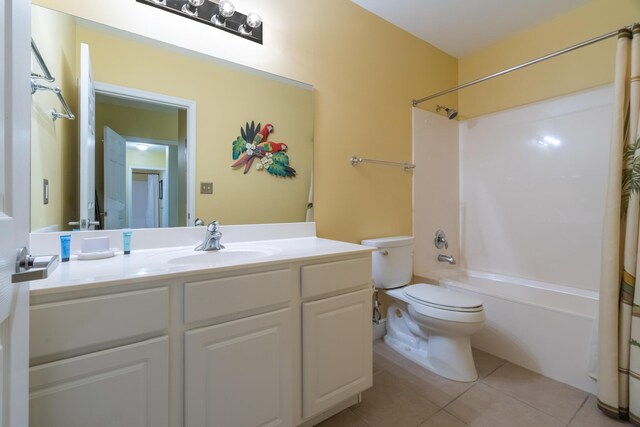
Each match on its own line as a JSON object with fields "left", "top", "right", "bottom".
{"left": 12, "top": 247, "right": 59, "bottom": 283}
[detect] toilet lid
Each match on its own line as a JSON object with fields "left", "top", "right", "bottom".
{"left": 404, "top": 284, "right": 483, "bottom": 312}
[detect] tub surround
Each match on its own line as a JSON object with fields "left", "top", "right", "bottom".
{"left": 28, "top": 222, "right": 374, "bottom": 427}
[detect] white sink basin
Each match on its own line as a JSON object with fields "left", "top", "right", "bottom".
{"left": 165, "top": 244, "right": 280, "bottom": 266}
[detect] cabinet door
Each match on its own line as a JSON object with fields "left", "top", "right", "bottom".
{"left": 185, "top": 308, "right": 292, "bottom": 427}
{"left": 302, "top": 288, "right": 373, "bottom": 418}
{"left": 29, "top": 336, "right": 168, "bottom": 427}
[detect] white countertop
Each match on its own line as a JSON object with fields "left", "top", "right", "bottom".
{"left": 30, "top": 236, "right": 372, "bottom": 296}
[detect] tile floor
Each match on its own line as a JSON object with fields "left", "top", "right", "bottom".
{"left": 317, "top": 340, "right": 629, "bottom": 427}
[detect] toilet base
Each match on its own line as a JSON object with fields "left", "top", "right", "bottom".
{"left": 384, "top": 334, "right": 478, "bottom": 382}
{"left": 385, "top": 302, "right": 479, "bottom": 382}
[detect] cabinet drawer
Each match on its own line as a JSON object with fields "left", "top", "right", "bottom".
{"left": 301, "top": 257, "right": 371, "bottom": 299}
{"left": 30, "top": 287, "right": 169, "bottom": 360}
{"left": 184, "top": 268, "right": 293, "bottom": 325}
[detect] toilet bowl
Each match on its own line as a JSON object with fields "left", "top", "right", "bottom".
{"left": 361, "top": 236, "right": 485, "bottom": 382}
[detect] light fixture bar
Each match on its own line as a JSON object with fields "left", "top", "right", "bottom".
{"left": 136, "top": 0, "right": 263, "bottom": 45}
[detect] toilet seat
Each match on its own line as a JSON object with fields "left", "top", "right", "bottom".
{"left": 404, "top": 284, "right": 483, "bottom": 313}
{"left": 386, "top": 285, "right": 485, "bottom": 324}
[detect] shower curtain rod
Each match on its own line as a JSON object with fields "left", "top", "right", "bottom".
{"left": 412, "top": 23, "right": 637, "bottom": 106}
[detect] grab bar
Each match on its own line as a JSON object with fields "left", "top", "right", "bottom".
{"left": 351, "top": 155, "right": 415, "bottom": 172}
{"left": 30, "top": 39, "right": 75, "bottom": 121}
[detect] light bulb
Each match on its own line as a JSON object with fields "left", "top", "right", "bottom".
{"left": 182, "top": 0, "right": 205, "bottom": 16}
{"left": 212, "top": 0, "right": 235, "bottom": 26}
{"left": 240, "top": 12, "right": 262, "bottom": 35}
{"left": 246, "top": 12, "right": 262, "bottom": 29}
{"left": 219, "top": 0, "right": 235, "bottom": 17}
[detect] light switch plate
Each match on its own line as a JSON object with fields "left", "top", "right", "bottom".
{"left": 43, "top": 179, "right": 49, "bottom": 204}
{"left": 200, "top": 182, "right": 213, "bottom": 194}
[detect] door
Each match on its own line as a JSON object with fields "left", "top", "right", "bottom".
{"left": 302, "top": 288, "right": 373, "bottom": 418}
{"left": 185, "top": 308, "right": 293, "bottom": 427}
{"left": 103, "top": 126, "right": 126, "bottom": 229}
{"left": 0, "top": 0, "right": 31, "bottom": 425}
{"left": 29, "top": 337, "right": 168, "bottom": 427}
{"left": 78, "top": 43, "right": 96, "bottom": 230}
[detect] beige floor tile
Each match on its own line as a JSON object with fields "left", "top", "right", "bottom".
{"left": 314, "top": 408, "right": 369, "bottom": 427}
{"left": 446, "top": 383, "right": 565, "bottom": 427}
{"left": 568, "top": 395, "right": 631, "bottom": 427}
{"left": 471, "top": 348, "right": 506, "bottom": 379}
{"left": 418, "top": 410, "right": 468, "bottom": 427}
{"left": 373, "top": 340, "right": 475, "bottom": 407}
{"left": 373, "top": 339, "right": 405, "bottom": 363}
{"left": 352, "top": 370, "right": 439, "bottom": 427}
{"left": 373, "top": 350, "right": 389, "bottom": 375}
{"left": 482, "top": 362, "right": 587, "bottom": 423}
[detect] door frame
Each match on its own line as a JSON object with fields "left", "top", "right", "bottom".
{"left": 3, "top": 0, "right": 31, "bottom": 424}
{"left": 94, "top": 82, "right": 196, "bottom": 226}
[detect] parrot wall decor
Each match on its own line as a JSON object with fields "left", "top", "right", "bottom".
{"left": 231, "top": 121, "right": 297, "bottom": 177}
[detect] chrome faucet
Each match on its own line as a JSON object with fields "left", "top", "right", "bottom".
{"left": 438, "top": 254, "right": 456, "bottom": 265}
{"left": 195, "top": 221, "right": 224, "bottom": 251}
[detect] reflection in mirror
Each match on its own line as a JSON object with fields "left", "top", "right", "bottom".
{"left": 30, "top": 4, "right": 314, "bottom": 232}
{"left": 94, "top": 85, "right": 193, "bottom": 231}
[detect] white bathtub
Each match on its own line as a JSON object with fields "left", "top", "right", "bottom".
{"left": 426, "top": 269, "right": 598, "bottom": 394}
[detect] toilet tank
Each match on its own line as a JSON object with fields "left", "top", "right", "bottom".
{"left": 361, "top": 236, "right": 413, "bottom": 289}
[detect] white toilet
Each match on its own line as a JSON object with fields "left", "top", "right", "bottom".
{"left": 361, "top": 236, "right": 485, "bottom": 382}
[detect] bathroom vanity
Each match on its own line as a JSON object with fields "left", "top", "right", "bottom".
{"left": 28, "top": 225, "right": 373, "bottom": 427}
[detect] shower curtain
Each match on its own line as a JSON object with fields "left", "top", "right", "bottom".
{"left": 599, "top": 25, "right": 640, "bottom": 424}
{"left": 146, "top": 174, "right": 159, "bottom": 228}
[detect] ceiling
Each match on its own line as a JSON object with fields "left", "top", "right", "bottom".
{"left": 350, "top": 0, "right": 590, "bottom": 57}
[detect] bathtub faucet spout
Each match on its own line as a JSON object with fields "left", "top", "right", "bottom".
{"left": 438, "top": 254, "right": 456, "bottom": 265}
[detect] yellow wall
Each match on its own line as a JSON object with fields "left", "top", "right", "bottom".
{"left": 33, "top": 0, "right": 459, "bottom": 242}
{"left": 126, "top": 147, "right": 167, "bottom": 171}
{"left": 31, "top": 7, "right": 77, "bottom": 231}
{"left": 458, "top": 0, "right": 640, "bottom": 118}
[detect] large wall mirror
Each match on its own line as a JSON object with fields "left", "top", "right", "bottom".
{"left": 30, "top": 4, "right": 314, "bottom": 232}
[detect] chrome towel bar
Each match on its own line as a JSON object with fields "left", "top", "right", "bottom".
{"left": 30, "top": 38, "right": 75, "bottom": 121}
{"left": 350, "top": 156, "right": 415, "bottom": 172}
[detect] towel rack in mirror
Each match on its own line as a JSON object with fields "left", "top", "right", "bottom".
{"left": 30, "top": 38, "right": 75, "bottom": 121}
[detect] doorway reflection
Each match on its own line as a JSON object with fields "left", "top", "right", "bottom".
{"left": 97, "top": 93, "right": 186, "bottom": 229}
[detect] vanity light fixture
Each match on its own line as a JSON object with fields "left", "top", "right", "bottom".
{"left": 137, "top": 0, "right": 263, "bottom": 44}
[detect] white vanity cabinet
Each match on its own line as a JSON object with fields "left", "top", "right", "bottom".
{"left": 185, "top": 308, "right": 293, "bottom": 427}
{"left": 183, "top": 268, "right": 295, "bottom": 427}
{"left": 29, "top": 337, "right": 169, "bottom": 427}
{"left": 28, "top": 249, "right": 372, "bottom": 427}
{"left": 300, "top": 258, "right": 373, "bottom": 419}
{"left": 28, "top": 287, "right": 170, "bottom": 427}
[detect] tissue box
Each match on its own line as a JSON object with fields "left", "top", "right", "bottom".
{"left": 81, "top": 236, "right": 110, "bottom": 253}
